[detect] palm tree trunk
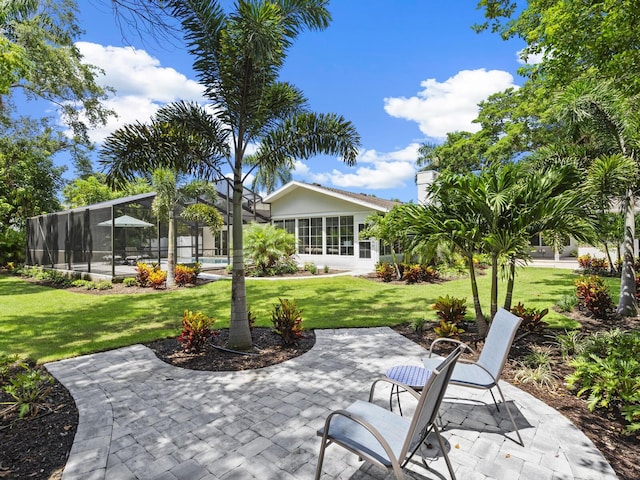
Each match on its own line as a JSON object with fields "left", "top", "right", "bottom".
{"left": 391, "top": 249, "right": 401, "bottom": 280}
{"left": 603, "top": 242, "right": 616, "bottom": 275}
{"left": 490, "top": 253, "right": 499, "bottom": 320}
{"left": 503, "top": 256, "right": 516, "bottom": 312}
{"left": 166, "top": 209, "right": 175, "bottom": 288}
{"left": 468, "top": 253, "right": 488, "bottom": 338}
{"left": 617, "top": 189, "right": 638, "bottom": 316}
{"left": 227, "top": 172, "right": 253, "bottom": 350}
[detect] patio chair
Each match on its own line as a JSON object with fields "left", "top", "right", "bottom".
{"left": 315, "top": 346, "right": 464, "bottom": 480}
{"left": 423, "top": 307, "right": 523, "bottom": 445}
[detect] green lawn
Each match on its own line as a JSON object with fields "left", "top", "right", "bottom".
{"left": 0, "top": 268, "right": 617, "bottom": 363}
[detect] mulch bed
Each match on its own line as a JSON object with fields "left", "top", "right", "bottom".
{"left": 2, "top": 273, "right": 639, "bottom": 480}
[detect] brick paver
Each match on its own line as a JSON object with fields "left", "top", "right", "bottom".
{"left": 46, "top": 328, "right": 618, "bottom": 480}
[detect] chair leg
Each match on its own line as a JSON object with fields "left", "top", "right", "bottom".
{"left": 489, "top": 388, "right": 500, "bottom": 411}
{"left": 315, "top": 437, "right": 329, "bottom": 480}
{"left": 433, "top": 424, "right": 457, "bottom": 480}
{"left": 494, "top": 384, "right": 523, "bottom": 446}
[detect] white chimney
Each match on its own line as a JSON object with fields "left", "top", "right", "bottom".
{"left": 416, "top": 170, "right": 438, "bottom": 204}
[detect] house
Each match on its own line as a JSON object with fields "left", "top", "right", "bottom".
{"left": 263, "top": 181, "right": 401, "bottom": 273}
{"left": 25, "top": 180, "right": 400, "bottom": 279}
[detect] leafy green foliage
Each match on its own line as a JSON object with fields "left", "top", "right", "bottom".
{"left": 556, "top": 294, "right": 578, "bottom": 313}
{"left": 575, "top": 275, "right": 615, "bottom": 320}
{"left": 244, "top": 223, "right": 296, "bottom": 276}
{"left": 433, "top": 320, "right": 465, "bottom": 338}
{"left": 510, "top": 302, "right": 549, "bottom": 334}
{"left": 410, "top": 318, "right": 427, "bottom": 334}
{"left": 123, "top": 277, "right": 137, "bottom": 287}
{"left": 556, "top": 330, "right": 586, "bottom": 361}
{"left": 1, "top": 365, "right": 53, "bottom": 419}
{"left": 566, "top": 329, "right": 640, "bottom": 434}
{"left": 303, "top": 262, "right": 317, "bottom": 275}
{"left": 148, "top": 269, "right": 167, "bottom": 289}
{"left": 271, "top": 298, "right": 304, "bottom": 346}
{"left": 433, "top": 295, "right": 467, "bottom": 325}
{"left": 177, "top": 310, "right": 216, "bottom": 353}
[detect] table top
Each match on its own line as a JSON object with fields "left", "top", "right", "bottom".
{"left": 385, "top": 364, "right": 430, "bottom": 389}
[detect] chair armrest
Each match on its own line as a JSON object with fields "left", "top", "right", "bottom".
{"left": 428, "top": 338, "right": 477, "bottom": 358}
{"left": 320, "top": 409, "right": 398, "bottom": 465}
{"left": 368, "top": 377, "right": 421, "bottom": 404}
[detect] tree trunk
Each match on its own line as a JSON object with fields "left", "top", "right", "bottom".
{"left": 503, "top": 256, "right": 516, "bottom": 312}
{"left": 227, "top": 172, "right": 252, "bottom": 350}
{"left": 617, "top": 190, "right": 638, "bottom": 316}
{"left": 391, "top": 248, "right": 401, "bottom": 280}
{"left": 603, "top": 242, "right": 616, "bottom": 275}
{"left": 490, "top": 253, "right": 499, "bottom": 320}
{"left": 468, "top": 253, "right": 488, "bottom": 338}
{"left": 166, "top": 209, "right": 175, "bottom": 288}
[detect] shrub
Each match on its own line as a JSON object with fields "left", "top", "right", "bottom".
{"left": 577, "top": 254, "right": 609, "bottom": 275}
{"left": 123, "top": 277, "right": 137, "bottom": 287}
{"left": 71, "top": 279, "right": 94, "bottom": 289}
{"left": 375, "top": 262, "right": 395, "bottom": 282}
{"left": 247, "top": 306, "right": 256, "bottom": 331}
{"left": 96, "top": 280, "right": 113, "bottom": 290}
{"left": 303, "top": 262, "right": 317, "bottom": 275}
{"left": 244, "top": 223, "right": 296, "bottom": 275}
{"left": 510, "top": 302, "right": 549, "bottom": 334}
{"left": 556, "top": 330, "right": 586, "bottom": 360}
{"left": 2, "top": 367, "right": 53, "bottom": 418}
{"left": 403, "top": 263, "right": 423, "bottom": 284}
{"left": 271, "top": 298, "right": 304, "bottom": 346}
{"left": 148, "top": 269, "right": 167, "bottom": 289}
{"left": 514, "top": 364, "right": 557, "bottom": 391}
{"left": 410, "top": 318, "right": 427, "bottom": 334}
{"left": 0, "top": 353, "right": 20, "bottom": 382}
{"left": 575, "top": 275, "right": 615, "bottom": 319}
{"left": 433, "top": 320, "right": 465, "bottom": 338}
{"left": 566, "top": 329, "right": 640, "bottom": 434}
{"left": 421, "top": 265, "right": 439, "bottom": 282}
{"left": 323, "top": 265, "right": 329, "bottom": 274}
{"left": 177, "top": 310, "right": 216, "bottom": 353}
{"left": 432, "top": 295, "right": 467, "bottom": 325}
{"left": 135, "top": 262, "right": 153, "bottom": 286}
{"left": 174, "top": 264, "right": 198, "bottom": 286}
{"left": 556, "top": 294, "right": 578, "bottom": 313}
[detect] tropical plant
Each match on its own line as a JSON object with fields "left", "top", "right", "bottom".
{"left": 410, "top": 317, "right": 427, "bottom": 334}
{"left": 510, "top": 302, "right": 549, "bottom": 334}
{"left": 575, "top": 275, "right": 615, "bottom": 320}
{"left": 566, "top": 329, "right": 640, "bottom": 434}
{"left": 1, "top": 367, "right": 53, "bottom": 418}
{"left": 244, "top": 223, "right": 296, "bottom": 276}
{"left": 178, "top": 309, "right": 216, "bottom": 353}
{"left": 556, "top": 79, "right": 640, "bottom": 316}
{"left": 100, "top": 0, "right": 360, "bottom": 350}
{"left": 433, "top": 320, "right": 465, "bottom": 338}
{"left": 271, "top": 298, "right": 304, "bottom": 346}
{"left": 432, "top": 295, "right": 467, "bottom": 325}
{"left": 375, "top": 262, "right": 395, "bottom": 282}
{"left": 360, "top": 205, "right": 407, "bottom": 279}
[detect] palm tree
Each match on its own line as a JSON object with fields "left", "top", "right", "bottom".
{"left": 151, "top": 168, "right": 222, "bottom": 287}
{"left": 556, "top": 78, "right": 640, "bottom": 316}
{"left": 101, "top": 1, "right": 360, "bottom": 350}
{"left": 361, "top": 205, "right": 407, "bottom": 280}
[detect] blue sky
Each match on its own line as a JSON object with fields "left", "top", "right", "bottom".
{"left": 53, "top": 0, "right": 530, "bottom": 202}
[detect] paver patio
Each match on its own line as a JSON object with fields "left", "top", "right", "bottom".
{"left": 46, "top": 328, "right": 618, "bottom": 480}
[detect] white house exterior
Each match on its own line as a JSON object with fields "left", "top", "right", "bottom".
{"left": 263, "top": 182, "right": 400, "bottom": 273}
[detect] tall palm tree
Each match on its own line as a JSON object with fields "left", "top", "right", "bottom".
{"left": 101, "top": 0, "right": 360, "bottom": 349}
{"left": 556, "top": 78, "right": 640, "bottom": 316}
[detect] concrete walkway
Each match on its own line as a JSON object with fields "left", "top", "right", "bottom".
{"left": 46, "top": 328, "right": 617, "bottom": 480}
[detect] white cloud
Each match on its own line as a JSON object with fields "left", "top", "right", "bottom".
{"left": 517, "top": 47, "right": 545, "bottom": 65}
{"left": 293, "top": 143, "right": 420, "bottom": 190}
{"left": 73, "top": 42, "right": 206, "bottom": 143}
{"left": 383, "top": 69, "right": 517, "bottom": 138}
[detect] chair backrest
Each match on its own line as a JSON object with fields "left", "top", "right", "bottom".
{"left": 477, "top": 308, "right": 522, "bottom": 380}
{"left": 402, "top": 345, "right": 464, "bottom": 457}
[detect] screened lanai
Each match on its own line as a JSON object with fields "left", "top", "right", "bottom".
{"left": 25, "top": 182, "right": 270, "bottom": 280}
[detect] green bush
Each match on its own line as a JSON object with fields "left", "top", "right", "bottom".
{"left": 303, "top": 262, "right": 317, "bottom": 275}
{"left": 177, "top": 310, "right": 216, "bottom": 353}
{"left": 271, "top": 298, "right": 304, "bottom": 346}
{"left": 244, "top": 223, "right": 296, "bottom": 276}
{"left": 410, "top": 317, "right": 427, "bottom": 334}
{"left": 577, "top": 254, "right": 610, "bottom": 275}
{"left": 96, "top": 280, "right": 113, "bottom": 290}
{"left": 2, "top": 366, "right": 53, "bottom": 418}
{"left": 123, "top": 277, "right": 137, "bottom": 287}
{"left": 566, "top": 329, "right": 640, "bottom": 434}
{"left": 433, "top": 320, "right": 464, "bottom": 338}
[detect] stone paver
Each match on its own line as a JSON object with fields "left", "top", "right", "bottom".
{"left": 46, "top": 328, "right": 618, "bottom": 480}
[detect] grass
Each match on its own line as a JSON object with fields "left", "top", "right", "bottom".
{"left": 0, "top": 267, "right": 620, "bottom": 363}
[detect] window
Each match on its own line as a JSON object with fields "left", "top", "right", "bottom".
{"left": 273, "top": 219, "right": 295, "bottom": 234}
{"left": 298, "top": 218, "right": 323, "bottom": 254}
{"left": 359, "top": 224, "right": 371, "bottom": 259}
{"left": 326, "top": 217, "right": 340, "bottom": 255}
{"left": 326, "top": 216, "right": 353, "bottom": 256}
{"left": 340, "top": 216, "right": 354, "bottom": 255}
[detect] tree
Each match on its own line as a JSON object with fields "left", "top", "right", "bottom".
{"left": 244, "top": 223, "right": 296, "bottom": 275}
{"left": 361, "top": 205, "right": 408, "bottom": 279}
{"left": 151, "top": 168, "right": 222, "bottom": 288}
{"left": 62, "top": 174, "right": 154, "bottom": 209}
{"left": 101, "top": 0, "right": 360, "bottom": 350}
{"left": 405, "top": 163, "right": 592, "bottom": 338}
{"left": 1, "top": 0, "right": 113, "bottom": 174}
{"left": 556, "top": 79, "right": 640, "bottom": 316}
